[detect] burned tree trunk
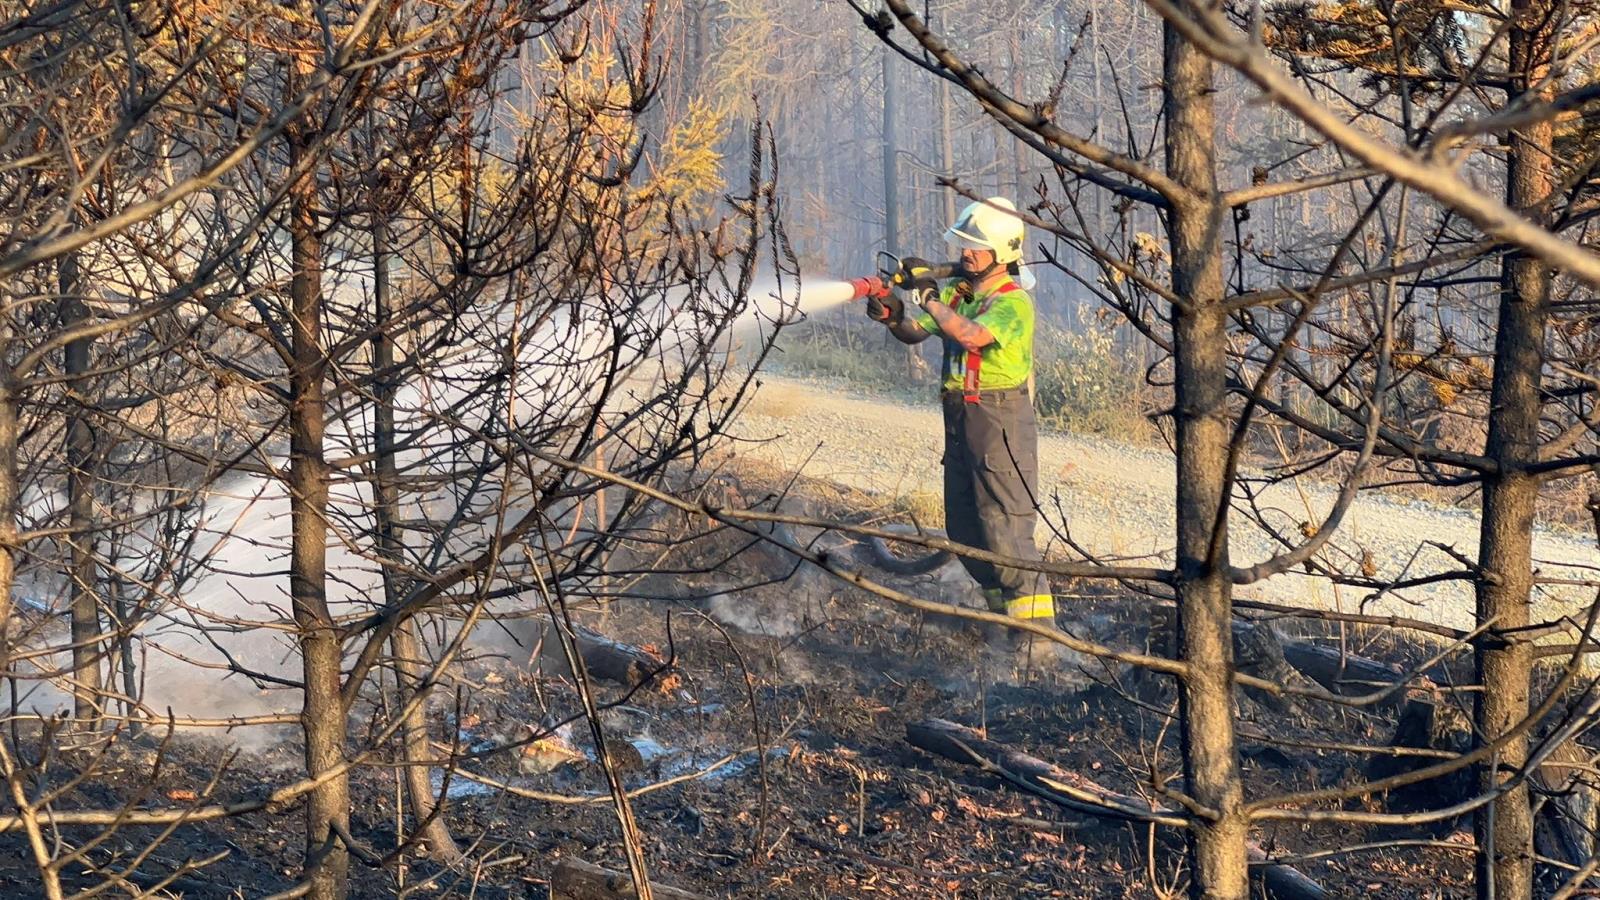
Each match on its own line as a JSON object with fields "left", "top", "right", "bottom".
{"left": 1475, "top": 3, "right": 1556, "bottom": 896}
{"left": 880, "top": 43, "right": 920, "bottom": 377}
{"left": 1369, "top": 697, "right": 1598, "bottom": 893}
{"left": 371, "top": 215, "right": 459, "bottom": 862}
{"left": 287, "top": 123, "right": 350, "bottom": 900}
{"left": 60, "top": 247, "right": 102, "bottom": 726}
{"left": 936, "top": 25, "right": 956, "bottom": 230}
{"left": 881, "top": 43, "right": 900, "bottom": 262}
{"left": 1164, "top": 5, "right": 1249, "bottom": 895}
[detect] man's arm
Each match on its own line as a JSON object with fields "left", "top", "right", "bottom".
{"left": 887, "top": 316, "right": 930, "bottom": 344}
{"left": 923, "top": 299, "right": 995, "bottom": 352}
{"left": 865, "top": 292, "right": 932, "bottom": 344}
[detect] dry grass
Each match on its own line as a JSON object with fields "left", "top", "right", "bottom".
{"left": 885, "top": 488, "right": 945, "bottom": 529}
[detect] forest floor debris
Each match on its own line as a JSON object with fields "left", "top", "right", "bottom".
{"left": 0, "top": 460, "right": 1497, "bottom": 898}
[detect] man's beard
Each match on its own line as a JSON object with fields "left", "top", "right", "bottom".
{"left": 958, "top": 256, "right": 993, "bottom": 280}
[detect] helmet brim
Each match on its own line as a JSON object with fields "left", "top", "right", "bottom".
{"left": 944, "top": 226, "right": 990, "bottom": 250}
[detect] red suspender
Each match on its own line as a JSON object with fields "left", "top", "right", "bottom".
{"left": 961, "top": 280, "right": 1019, "bottom": 405}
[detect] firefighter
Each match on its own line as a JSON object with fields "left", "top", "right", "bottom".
{"left": 862, "top": 196, "right": 1056, "bottom": 653}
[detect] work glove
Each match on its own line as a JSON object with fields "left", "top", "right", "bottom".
{"left": 895, "top": 256, "right": 941, "bottom": 293}
{"left": 865, "top": 293, "right": 905, "bottom": 325}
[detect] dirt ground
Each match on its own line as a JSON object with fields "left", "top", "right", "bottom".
{"left": 0, "top": 463, "right": 1485, "bottom": 899}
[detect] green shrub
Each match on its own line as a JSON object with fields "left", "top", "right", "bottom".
{"left": 1032, "top": 314, "right": 1155, "bottom": 442}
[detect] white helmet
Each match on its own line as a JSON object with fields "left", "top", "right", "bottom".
{"left": 944, "top": 196, "right": 1025, "bottom": 265}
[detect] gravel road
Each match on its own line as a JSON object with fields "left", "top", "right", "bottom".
{"left": 731, "top": 374, "right": 1600, "bottom": 633}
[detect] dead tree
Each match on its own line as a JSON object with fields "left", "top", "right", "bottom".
{"left": 366, "top": 167, "right": 460, "bottom": 862}
{"left": 1471, "top": 3, "right": 1558, "bottom": 894}
{"left": 1160, "top": 6, "right": 1257, "bottom": 892}
{"left": 0, "top": 0, "right": 344, "bottom": 892}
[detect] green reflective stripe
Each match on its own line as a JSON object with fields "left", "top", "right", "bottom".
{"left": 1005, "top": 594, "right": 1055, "bottom": 620}
{"left": 914, "top": 310, "right": 939, "bottom": 335}
{"left": 982, "top": 587, "right": 1007, "bottom": 613}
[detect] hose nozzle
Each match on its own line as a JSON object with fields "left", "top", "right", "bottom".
{"left": 846, "top": 258, "right": 962, "bottom": 303}
{"left": 846, "top": 275, "right": 891, "bottom": 301}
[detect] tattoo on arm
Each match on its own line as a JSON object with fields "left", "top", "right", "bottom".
{"left": 926, "top": 301, "right": 995, "bottom": 352}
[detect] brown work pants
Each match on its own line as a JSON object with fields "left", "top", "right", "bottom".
{"left": 939, "top": 389, "right": 1046, "bottom": 606}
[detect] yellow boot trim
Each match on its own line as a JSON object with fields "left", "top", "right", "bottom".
{"left": 1006, "top": 594, "right": 1055, "bottom": 620}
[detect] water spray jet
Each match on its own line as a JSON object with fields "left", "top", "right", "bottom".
{"left": 787, "top": 256, "right": 964, "bottom": 324}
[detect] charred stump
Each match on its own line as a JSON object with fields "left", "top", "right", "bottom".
{"left": 1365, "top": 695, "right": 1474, "bottom": 821}
{"left": 1231, "top": 620, "right": 1322, "bottom": 713}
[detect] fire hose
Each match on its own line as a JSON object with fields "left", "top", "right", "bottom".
{"left": 758, "top": 518, "right": 954, "bottom": 577}
{"left": 716, "top": 473, "right": 954, "bottom": 577}
{"left": 830, "top": 254, "right": 965, "bottom": 573}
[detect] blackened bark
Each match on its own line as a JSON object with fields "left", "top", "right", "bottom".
{"left": 287, "top": 129, "right": 350, "bottom": 900}
{"left": 1474, "top": 5, "right": 1554, "bottom": 896}
{"left": 371, "top": 217, "right": 459, "bottom": 861}
{"left": 60, "top": 249, "right": 101, "bottom": 725}
{"left": 1164, "top": 8, "right": 1248, "bottom": 898}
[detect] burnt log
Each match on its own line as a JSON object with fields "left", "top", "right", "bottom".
{"left": 550, "top": 857, "right": 710, "bottom": 900}
{"left": 1278, "top": 639, "right": 1420, "bottom": 710}
{"left": 534, "top": 624, "right": 672, "bottom": 688}
{"left": 906, "top": 718, "right": 1330, "bottom": 899}
{"left": 572, "top": 625, "right": 669, "bottom": 688}
{"left": 1229, "top": 619, "right": 1427, "bottom": 713}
